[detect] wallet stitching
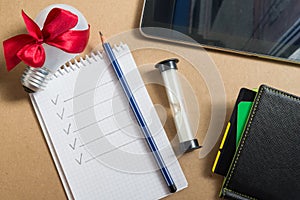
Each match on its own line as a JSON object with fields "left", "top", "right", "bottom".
{"left": 223, "top": 188, "right": 256, "bottom": 200}
{"left": 224, "top": 85, "right": 300, "bottom": 200}
{"left": 266, "top": 87, "right": 300, "bottom": 102}
{"left": 225, "top": 86, "right": 264, "bottom": 183}
{"left": 223, "top": 87, "right": 265, "bottom": 200}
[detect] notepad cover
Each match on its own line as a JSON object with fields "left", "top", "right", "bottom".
{"left": 221, "top": 85, "right": 300, "bottom": 200}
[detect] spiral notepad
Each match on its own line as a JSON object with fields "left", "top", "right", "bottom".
{"left": 30, "top": 44, "right": 187, "bottom": 200}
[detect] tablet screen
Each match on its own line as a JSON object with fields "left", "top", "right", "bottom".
{"left": 141, "top": 0, "right": 300, "bottom": 63}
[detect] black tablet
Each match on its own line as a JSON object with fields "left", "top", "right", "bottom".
{"left": 140, "top": 0, "right": 300, "bottom": 64}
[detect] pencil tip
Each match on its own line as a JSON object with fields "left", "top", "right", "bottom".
{"left": 99, "top": 31, "right": 105, "bottom": 43}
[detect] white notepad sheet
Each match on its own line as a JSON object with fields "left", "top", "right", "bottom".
{"left": 30, "top": 44, "right": 187, "bottom": 200}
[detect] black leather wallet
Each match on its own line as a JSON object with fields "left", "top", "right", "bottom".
{"left": 221, "top": 85, "right": 300, "bottom": 200}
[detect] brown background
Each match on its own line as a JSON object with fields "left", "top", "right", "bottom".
{"left": 1, "top": 0, "right": 299, "bottom": 199}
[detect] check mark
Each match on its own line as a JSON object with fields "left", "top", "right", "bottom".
{"left": 51, "top": 95, "right": 59, "bottom": 105}
{"left": 69, "top": 138, "right": 77, "bottom": 150}
{"left": 63, "top": 123, "right": 71, "bottom": 135}
{"left": 75, "top": 153, "right": 83, "bottom": 165}
{"left": 57, "top": 108, "right": 65, "bottom": 120}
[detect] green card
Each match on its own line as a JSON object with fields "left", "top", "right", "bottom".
{"left": 237, "top": 102, "right": 253, "bottom": 146}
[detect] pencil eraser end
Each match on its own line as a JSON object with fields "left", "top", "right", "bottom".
{"left": 169, "top": 184, "right": 177, "bottom": 193}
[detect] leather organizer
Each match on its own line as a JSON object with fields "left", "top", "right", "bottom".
{"left": 221, "top": 85, "right": 300, "bottom": 200}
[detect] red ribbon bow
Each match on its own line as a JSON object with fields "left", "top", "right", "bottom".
{"left": 3, "top": 8, "right": 90, "bottom": 71}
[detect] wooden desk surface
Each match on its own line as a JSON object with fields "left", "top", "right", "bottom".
{"left": 1, "top": 1, "right": 299, "bottom": 199}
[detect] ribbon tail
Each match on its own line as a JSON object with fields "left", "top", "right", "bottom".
{"left": 46, "top": 26, "right": 90, "bottom": 53}
{"left": 3, "top": 34, "right": 36, "bottom": 71}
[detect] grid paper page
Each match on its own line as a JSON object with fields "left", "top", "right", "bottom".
{"left": 30, "top": 44, "right": 187, "bottom": 200}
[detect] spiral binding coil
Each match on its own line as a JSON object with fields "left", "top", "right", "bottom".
{"left": 21, "top": 43, "right": 127, "bottom": 93}
{"left": 54, "top": 43, "right": 126, "bottom": 78}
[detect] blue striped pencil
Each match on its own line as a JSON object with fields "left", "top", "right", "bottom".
{"left": 100, "top": 32, "right": 177, "bottom": 193}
